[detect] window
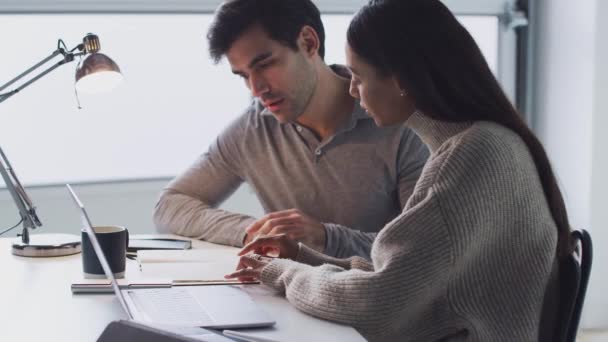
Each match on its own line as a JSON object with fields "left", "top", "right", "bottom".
{"left": 0, "top": 1, "right": 516, "bottom": 185}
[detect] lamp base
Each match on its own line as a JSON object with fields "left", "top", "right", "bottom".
{"left": 12, "top": 233, "right": 81, "bottom": 257}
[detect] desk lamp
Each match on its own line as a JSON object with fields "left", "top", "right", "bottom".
{"left": 0, "top": 33, "right": 122, "bottom": 257}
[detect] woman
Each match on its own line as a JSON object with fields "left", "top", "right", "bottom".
{"left": 226, "top": 0, "right": 571, "bottom": 340}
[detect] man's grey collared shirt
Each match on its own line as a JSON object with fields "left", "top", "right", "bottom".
{"left": 154, "top": 99, "right": 428, "bottom": 259}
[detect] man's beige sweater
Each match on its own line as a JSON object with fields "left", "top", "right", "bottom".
{"left": 259, "top": 112, "right": 557, "bottom": 341}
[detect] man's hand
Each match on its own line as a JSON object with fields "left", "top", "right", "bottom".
{"left": 243, "top": 209, "right": 326, "bottom": 252}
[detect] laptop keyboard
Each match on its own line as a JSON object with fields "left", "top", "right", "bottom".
{"left": 128, "top": 288, "right": 214, "bottom": 326}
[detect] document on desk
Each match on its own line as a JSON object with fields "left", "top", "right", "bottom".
{"left": 137, "top": 249, "right": 242, "bottom": 283}
{"left": 72, "top": 249, "right": 254, "bottom": 292}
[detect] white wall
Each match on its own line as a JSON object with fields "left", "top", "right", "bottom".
{"left": 534, "top": 0, "right": 594, "bottom": 232}
{"left": 534, "top": 0, "right": 606, "bottom": 328}
{"left": 588, "top": 0, "right": 608, "bottom": 329}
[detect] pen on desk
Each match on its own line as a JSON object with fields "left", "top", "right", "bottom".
{"left": 172, "top": 279, "right": 260, "bottom": 286}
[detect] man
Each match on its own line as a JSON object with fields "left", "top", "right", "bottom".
{"left": 153, "top": 0, "right": 428, "bottom": 259}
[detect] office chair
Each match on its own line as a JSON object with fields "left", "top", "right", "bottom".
{"left": 540, "top": 229, "right": 593, "bottom": 342}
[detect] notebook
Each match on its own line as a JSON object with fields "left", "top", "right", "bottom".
{"left": 128, "top": 238, "right": 192, "bottom": 252}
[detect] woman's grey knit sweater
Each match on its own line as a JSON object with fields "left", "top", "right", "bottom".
{"left": 259, "top": 112, "right": 557, "bottom": 341}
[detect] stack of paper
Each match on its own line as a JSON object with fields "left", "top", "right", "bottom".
{"left": 137, "top": 249, "right": 241, "bottom": 282}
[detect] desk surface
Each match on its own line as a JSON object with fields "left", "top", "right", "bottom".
{"left": 0, "top": 235, "right": 365, "bottom": 342}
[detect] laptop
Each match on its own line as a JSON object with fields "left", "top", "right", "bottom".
{"left": 66, "top": 184, "right": 275, "bottom": 330}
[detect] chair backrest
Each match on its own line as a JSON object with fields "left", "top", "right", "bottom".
{"left": 542, "top": 229, "right": 593, "bottom": 342}
{"left": 565, "top": 229, "right": 593, "bottom": 341}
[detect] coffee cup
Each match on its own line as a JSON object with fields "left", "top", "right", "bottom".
{"left": 81, "top": 225, "right": 128, "bottom": 279}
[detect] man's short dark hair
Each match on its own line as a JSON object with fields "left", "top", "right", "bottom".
{"left": 207, "top": 0, "right": 325, "bottom": 63}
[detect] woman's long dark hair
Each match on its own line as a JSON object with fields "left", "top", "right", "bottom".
{"left": 348, "top": 0, "right": 572, "bottom": 258}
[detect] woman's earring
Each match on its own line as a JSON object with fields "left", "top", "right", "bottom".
{"left": 400, "top": 90, "right": 406, "bottom": 97}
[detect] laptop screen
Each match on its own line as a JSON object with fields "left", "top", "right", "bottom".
{"left": 66, "top": 183, "right": 134, "bottom": 320}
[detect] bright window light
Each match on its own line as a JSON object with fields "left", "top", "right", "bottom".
{"left": 0, "top": 14, "right": 498, "bottom": 186}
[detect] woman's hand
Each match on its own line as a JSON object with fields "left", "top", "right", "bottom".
{"left": 239, "top": 233, "right": 299, "bottom": 260}
{"left": 224, "top": 254, "right": 272, "bottom": 281}
{"left": 226, "top": 234, "right": 299, "bottom": 281}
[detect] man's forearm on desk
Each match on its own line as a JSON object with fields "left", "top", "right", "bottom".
{"left": 153, "top": 192, "right": 255, "bottom": 247}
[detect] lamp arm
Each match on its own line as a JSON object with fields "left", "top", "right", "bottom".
{"left": 0, "top": 47, "right": 77, "bottom": 241}
{"left": 0, "top": 147, "right": 41, "bottom": 244}
{"left": 0, "top": 35, "right": 106, "bottom": 251}
{"left": 0, "top": 49, "right": 62, "bottom": 93}
{"left": 0, "top": 49, "right": 79, "bottom": 104}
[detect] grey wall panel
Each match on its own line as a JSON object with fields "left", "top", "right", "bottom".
{"left": 0, "top": 180, "right": 264, "bottom": 237}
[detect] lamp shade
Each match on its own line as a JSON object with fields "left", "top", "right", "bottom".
{"left": 75, "top": 53, "right": 123, "bottom": 93}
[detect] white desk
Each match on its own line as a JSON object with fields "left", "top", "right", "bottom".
{"left": 0, "top": 236, "right": 365, "bottom": 342}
